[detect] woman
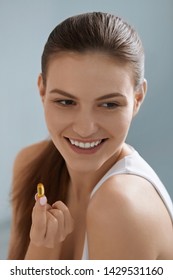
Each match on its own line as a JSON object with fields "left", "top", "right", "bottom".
{"left": 8, "top": 12, "right": 173, "bottom": 260}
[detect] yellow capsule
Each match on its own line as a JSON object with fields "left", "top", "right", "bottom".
{"left": 37, "top": 183, "right": 45, "bottom": 198}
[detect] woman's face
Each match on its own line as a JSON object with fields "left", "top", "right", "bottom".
{"left": 39, "top": 52, "right": 145, "bottom": 173}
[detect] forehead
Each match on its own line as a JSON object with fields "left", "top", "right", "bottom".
{"left": 46, "top": 52, "right": 134, "bottom": 95}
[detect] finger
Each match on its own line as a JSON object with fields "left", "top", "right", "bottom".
{"left": 44, "top": 211, "right": 59, "bottom": 248}
{"left": 49, "top": 208, "right": 65, "bottom": 242}
{"left": 52, "top": 201, "right": 74, "bottom": 235}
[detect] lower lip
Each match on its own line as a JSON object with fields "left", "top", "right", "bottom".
{"left": 65, "top": 138, "right": 106, "bottom": 155}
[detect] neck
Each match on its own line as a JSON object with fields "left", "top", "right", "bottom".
{"left": 67, "top": 169, "right": 98, "bottom": 201}
{"left": 66, "top": 144, "right": 129, "bottom": 201}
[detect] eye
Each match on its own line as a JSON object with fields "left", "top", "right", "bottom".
{"left": 54, "top": 99, "right": 76, "bottom": 106}
{"left": 100, "top": 102, "right": 119, "bottom": 109}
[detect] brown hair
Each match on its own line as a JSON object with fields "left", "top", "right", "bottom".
{"left": 8, "top": 12, "right": 144, "bottom": 259}
{"left": 42, "top": 12, "right": 144, "bottom": 88}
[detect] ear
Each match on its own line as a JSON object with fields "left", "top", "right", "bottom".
{"left": 37, "top": 73, "right": 46, "bottom": 103}
{"left": 133, "top": 79, "right": 147, "bottom": 117}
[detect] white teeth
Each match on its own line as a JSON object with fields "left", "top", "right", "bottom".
{"left": 69, "top": 139, "right": 102, "bottom": 149}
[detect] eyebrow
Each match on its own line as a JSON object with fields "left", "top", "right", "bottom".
{"left": 49, "top": 88, "right": 126, "bottom": 101}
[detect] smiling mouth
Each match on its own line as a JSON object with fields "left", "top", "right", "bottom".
{"left": 64, "top": 137, "right": 107, "bottom": 150}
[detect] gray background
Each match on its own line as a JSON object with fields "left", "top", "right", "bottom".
{"left": 0, "top": 0, "right": 173, "bottom": 259}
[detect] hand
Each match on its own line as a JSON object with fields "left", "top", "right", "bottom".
{"left": 30, "top": 195, "right": 74, "bottom": 248}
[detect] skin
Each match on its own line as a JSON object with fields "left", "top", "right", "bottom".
{"left": 9, "top": 52, "right": 173, "bottom": 259}
{"left": 39, "top": 52, "right": 146, "bottom": 192}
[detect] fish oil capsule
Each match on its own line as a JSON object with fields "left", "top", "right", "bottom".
{"left": 37, "top": 183, "right": 45, "bottom": 198}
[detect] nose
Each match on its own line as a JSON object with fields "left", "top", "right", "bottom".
{"left": 72, "top": 113, "right": 99, "bottom": 138}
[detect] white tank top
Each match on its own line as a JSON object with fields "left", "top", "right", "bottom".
{"left": 81, "top": 145, "right": 173, "bottom": 259}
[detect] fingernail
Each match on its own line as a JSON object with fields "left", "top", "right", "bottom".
{"left": 35, "top": 193, "right": 38, "bottom": 201}
{"left": 39, "top": 196, "right": 47, "bottom": 206}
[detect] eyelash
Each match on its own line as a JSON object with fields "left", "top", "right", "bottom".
{"left": 100, "top": 102, "right": 119, "bottom": 109}
{"left": 55, "top": 100, "right": 76, "bottom": 106}
{"left": 53, "top": 99, "right": 120, "bottom": 109}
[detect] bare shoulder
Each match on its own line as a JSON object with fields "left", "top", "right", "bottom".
{"left": 13, "top": 140, "right": 49, "bottom": 176}
{"left": 87, "top": 174, "right": 173, "bottom": 259}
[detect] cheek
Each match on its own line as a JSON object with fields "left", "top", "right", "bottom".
{"left": 109, "top": 110, "right": 133, "bottom": 137}
{"left": 44, "top": 103, "right": 65, "bottom": 133}
{"left": 44, "top": 104, "right": 77, "bottom": 140}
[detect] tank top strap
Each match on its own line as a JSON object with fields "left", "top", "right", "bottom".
{"left": 90, "top": 148, "right": 138, "bottom": 199}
